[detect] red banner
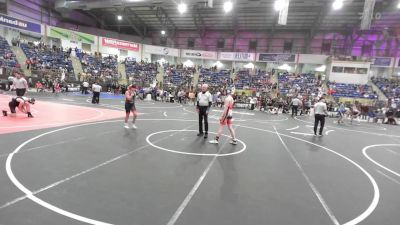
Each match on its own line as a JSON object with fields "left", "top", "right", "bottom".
{"left": 102, "top": 37, "right": 140, "bottom": 52}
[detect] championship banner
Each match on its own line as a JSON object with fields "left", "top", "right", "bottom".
{"left": 181, "top": 49, "right": 217, "bottom": 60}
{"left": 218, "top": 52, "right": 255, "bottom": 62}
{"left": 257, "top": 53, "right": 296, "bottom": 62}
{"left": 102, "top": 37, "right": 140, "bottom": 52}
{"left": 49, "top": 26, "right": 95, "bottom": 44}
{"left": 0, "top": 13, "right": 41, "bottom": 33}
{"left": 372, "top": 57, "right": 392, "bottom": 67}
{"left": 143, "top": 45, "right": 180, "bottom": 57}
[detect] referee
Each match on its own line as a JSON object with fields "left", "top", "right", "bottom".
{"left": 91, "top": 81, "right": 102, "bottom": 104}
{"left": 313, "top": 97, "right": 328, "bottom": 136}
{"left": 197, "top": 84, "right": 212, "bottom": 139}
{"left": 11, "top": 72, "right": 28, "bottom": 96}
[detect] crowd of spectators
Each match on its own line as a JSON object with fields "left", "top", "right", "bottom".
{"left": 80, "top": 52, "right": 118, "bottom": 83}
{"left": 198, "top": 68, "right": 232, "bottom": 89}
{"left": 21, "top": 42, "right": 74, "bottom": 80}
{"left": 125, "top": 60, "right": 158, "bottom": 86}
{"left": 372, "top": 77, "right": 400, "bottom": 107}
{"left": 278, "top": 73, "right": 322, "bottom": 98}
{"left": 0, "top": 37, "right": 20, "bottom": 69}
{"left": 164, "top": 66, "right": 195, "bottom": 88}
{"left": 235, "top": 69, "right": 271, "bottom": 91}
{"left": 327, "top": 82, "right": 378, "bottom": 99}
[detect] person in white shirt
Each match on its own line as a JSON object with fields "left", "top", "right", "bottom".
{"left": 91, "top": 82, "right": 102, "bottom": 104}
{"left": 82, "top": 81, "right": 89, "bottom": 94}
{"left": 313, "top": 97, "right": 328, "bottom": 136}
{"left": 291, "top": 96, "right": 302, "bottom": 117}
{"left": 11, "top": 72, "right": 29, "bottom": 96}
{"left": 197, "top": 84, "right": 213, "bottom": 139}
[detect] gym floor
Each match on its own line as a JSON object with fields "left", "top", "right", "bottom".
{"left": 0, "top": 93, "right": 399, "bottom": 225}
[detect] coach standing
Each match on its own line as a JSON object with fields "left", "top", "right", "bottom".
{"left": 91, "top": 81, "right": 102, "bottom": 104}
{"left": 313, "top": 97, "right": 328, "bottom": 136}
{"left": 12, "top": 72, "right": 28, "bottom": 96}
{"left": 197, "top": 84, "right": 212, "bottom": 139}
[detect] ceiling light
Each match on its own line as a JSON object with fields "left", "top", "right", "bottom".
{"left": 397, "top": 1, "right": 400, "bottom": 9}
{"left": 274, "top": 0, "right": 285, "bottom": 11}
{"left": 117, "top": 15, "right": 122, "bottom": 20}
{"left": 178, "top": 2, "right": 187, "bottom": 14}
{"left": 161, "top": 30, "right": 166, "bottom": 35}
{"left": 332, "top": 0, "right": 343, "bottom": 10}
{"left": 223, "top": 1, "right": 233, "bottom": 13}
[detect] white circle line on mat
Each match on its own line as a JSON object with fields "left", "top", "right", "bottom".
{"left": 146, "top": 130, "right": 247, "bottom": 156}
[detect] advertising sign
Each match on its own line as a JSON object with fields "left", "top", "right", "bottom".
{"left": 218, "top": 52, "right": 255, "bottom": 61}
{"left": 102, "top": 37, "right": 140, "bottom": 52}
{"left": 372, "top": 57, "right": 392, "bottom": 67}
{"left": 143, "top": 45, "right": 179, "bottom": 57}
{"left": 0, "top": 14, "right": 41, "bottom": 33}
{"left": 181, "top": 49, "right": 217, "bottom": 60}
{"left": 258, "top": 53, "right": 296, "bottom": 62}
{"left": 49, "top": 26, "right": 95, "bottom": 44}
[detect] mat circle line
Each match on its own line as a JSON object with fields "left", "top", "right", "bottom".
{"left": 146, "top": 130, "right": 246, "bottom": 156}
{"left": 5, "top": 118, "right": 378, "bottom": 225}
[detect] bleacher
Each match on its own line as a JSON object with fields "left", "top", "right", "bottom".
{"left": 235, "top": 69, "right": 270, "bottom": 90}
{"left": 81, "top": 54, "right": 118, "bottom": 82}
{"left": 0, "top": 37, "right": 19, "bottom": 69}
{"left": 278, "top": 73, "right": 319, "bottom": 96}
{"left": 164, "top": 67, "right": 194, "bottom": 87}
{"left": 20, "top": 43, "right": 74, "bottom": 79}
{"left": 125, "top": 61, "right": 158, "bottom": 86}
{"left": 199, "top": 69, "right": 231, "bottom": 88}
{"left": 327, "top": 82, "right": 378, "bottom": 99}
{"left": 372, "top": 78, "right": 400, "bottom": 99}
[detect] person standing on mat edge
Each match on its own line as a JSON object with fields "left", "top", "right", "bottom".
{"left": 124, "top": 85, "right": 138, "bottom": 129}
{"left": 314, "top": 97, "right": 328, "bottom": 136}
{"left": 197, "top": 84, "right": 212, "bottom": 139}
{"left": 91, "top": 81, "right": 102, "bottom": 104}
{"left": 11, "top": 71, "right": 28, "bottom": 97}
{"left": 290, "top": 96, "right": 301, "bottom": 117}
{"left": 209, "top": 89, "right": 237, "bottom": 145}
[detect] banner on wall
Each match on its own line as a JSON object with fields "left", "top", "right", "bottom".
{"left": 218, "top": 52, "right": 255, "bottom": 61}
{"left": 258, "top": 53, "right": 296, "bottom": 62}
{"left": 372, "top": 57, "right": 392, "bottom": 67}
{"left": 48, "top": 26, "right": 95, "bottom": 44}
{"left": 0, "top": 13, "right": 41, "bottom": 33}
{"left": 143, "top": 45, "right": 179, "bottom": 57}
{"left": 102, "top": 37, "right": 140, "bottom": 52}
{"left": 181, "top": 49, "right": 217, "bottom": 60}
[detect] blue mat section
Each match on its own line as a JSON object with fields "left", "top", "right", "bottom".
{"left": 69, "top": 92, "right": 125, "bottom": 99}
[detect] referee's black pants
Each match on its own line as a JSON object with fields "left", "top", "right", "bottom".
{"left": 16, "top": 88, "right": 26, "bottom": 97}
{"left": 198, "top": 106, "right": 209, "bottom": 134}
{"left": 291, "top": 105, "right": 298, "bottom": 117}
{"left": 314, "top": 114, "right": 325, "bottom": 135}
{"left": 92, "top": 92, "right": 100, "bottom": 104}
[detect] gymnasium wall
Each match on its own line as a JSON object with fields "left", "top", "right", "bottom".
{"left": 150, "top": 29, "right": 400, "bottom": 58}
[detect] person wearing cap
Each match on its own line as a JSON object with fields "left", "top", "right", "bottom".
{"left": 197, "top": 84, "right": 212, "bottom": 138}
{"left": 11, "top": 72, "right": 28, "bottom": 97}
{"left": 313, "top": 97, "right": 328, "bottom": 136}
{"left": 3, "top": 96, "right": 35, "bottom": 118}
{"left": 209, "top": 89, "right": 237, "bottom": 145}
{"left": 124, "top": 85, "right": 138, "bottom": 129}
